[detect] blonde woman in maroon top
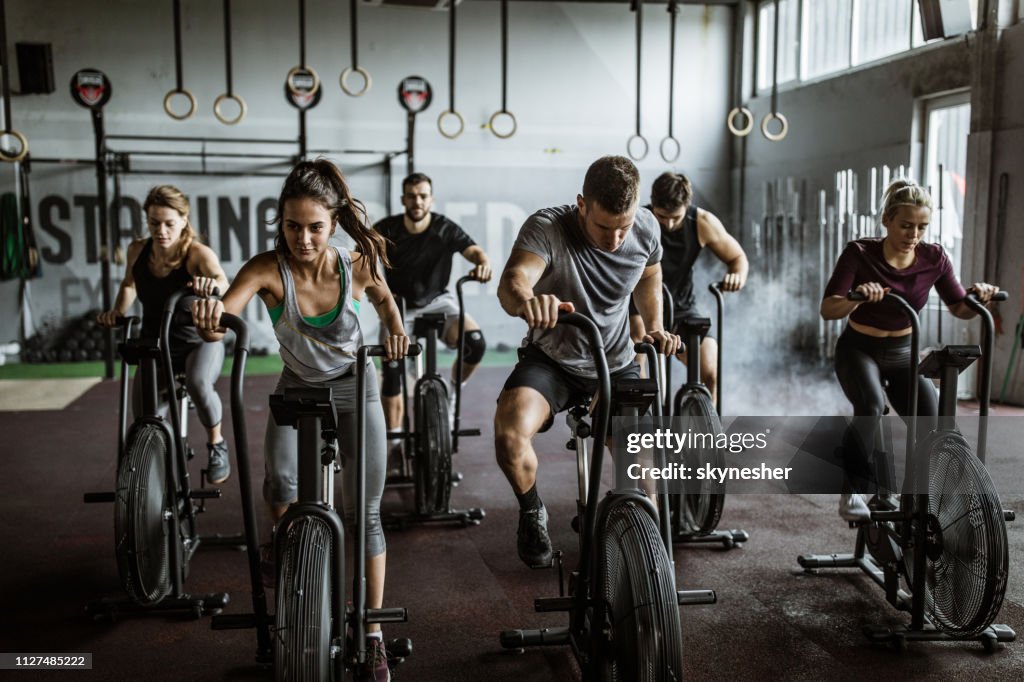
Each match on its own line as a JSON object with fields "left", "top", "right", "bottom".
{"left": 820, "top": 179, "right": 998, "bottom": 522}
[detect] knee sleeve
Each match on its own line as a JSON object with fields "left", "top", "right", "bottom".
{"left": 462, "top": 330, "right": 486, "bottom": 365}
{"left": 380, "top": 358, "right": 403, "bottom": 397}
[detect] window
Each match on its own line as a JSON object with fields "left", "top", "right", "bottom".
{"left": 758, "top": 0, "right": 965, "bottom": 89}
{"left": 854, "top": 0, "right": 917, "bottom": 65}
{"left": 802, "top": 0, "right": 852, "bottom": 80}
{"left": 756, "top": 0, "right": 799, "bottom": 91}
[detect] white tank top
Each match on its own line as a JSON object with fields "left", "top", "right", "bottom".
{"left": 273, "top": 246, "right": 363, "bottom": 382}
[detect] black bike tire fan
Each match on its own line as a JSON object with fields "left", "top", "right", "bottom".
{"left": 414, "top": 379, "right": 452, "bottom": 515}
{"left": 672, "top": 389, "right": 726, "bottom": 535}
{"left": 901, "top": 430, "right": 1008, "bottom": 637}
{"left": 275, "top": 516, "right": 334, "bottom": 681}
{"left": 114, "top": 422, "right": 172, "bottom": 604}
{"left": 596, "top": 500, "right": 684, "bottom": 680}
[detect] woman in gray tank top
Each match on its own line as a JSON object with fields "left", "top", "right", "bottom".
{"left": 192, "top": 160, "right": 410, "bottom": 666}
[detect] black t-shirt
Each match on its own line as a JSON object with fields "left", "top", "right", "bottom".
{"left": 374, "top": 213, "right": 475, "bottom": 308}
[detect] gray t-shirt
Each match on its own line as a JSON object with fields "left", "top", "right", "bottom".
{"left": 512, "top": 204, "right": 662, "bottom": 376}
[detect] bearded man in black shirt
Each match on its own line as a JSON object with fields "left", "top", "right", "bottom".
{"left": 374, "top": 172, "right": 493, "bottom": 456}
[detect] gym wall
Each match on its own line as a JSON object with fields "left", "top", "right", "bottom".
{"left": 0, "top": 0, "right": 734, "bottom": 351}
{"left": 722, "top": 11, "right": 1024, "bottom": 404}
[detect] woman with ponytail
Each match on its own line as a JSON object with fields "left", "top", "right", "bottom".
{"left": 821, "top": 179, "right": 999, "bottom": 522}
{"left": 191, "top": 159, "right": 408, "bottom": 681}
{"left": 98, "top": 185, "right": 232, "bottom": 485}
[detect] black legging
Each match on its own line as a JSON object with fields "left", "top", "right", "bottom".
{"left": 833, "top": 326, "right": 938, "bottom": 493}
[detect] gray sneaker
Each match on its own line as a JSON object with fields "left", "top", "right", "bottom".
{"left": 207, "top": 440, "right": 231, "bottom": 485}
{"left": 517, "top": 505, "right": 553, "bottom": 568}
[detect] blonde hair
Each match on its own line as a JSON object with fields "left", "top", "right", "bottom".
{"left": 880, "top": 179, "right": 932, "bottom": 222}
{"left": 143, "top": 185, "right": 197, "bottom": 268}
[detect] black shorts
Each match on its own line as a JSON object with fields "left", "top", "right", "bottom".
{"left": 500, "top": 345, "right": 641, "bottom": 433}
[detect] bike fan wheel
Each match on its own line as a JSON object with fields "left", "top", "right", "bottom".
{"left": 596, "top": 499, "right": 683, "bottom": 681}
{"left": 902, "top": 431, "right": 1008, "bottom": 637}
{"left": 414, "top": 379, "right": 452, "bottom": 515}
{"left": 672, "top": 388, "right": 726, "bottom": 535}
{"left": 274, "top": 517, "right": 333, "bottom": 682}
{"left": 114, "top": 422, "right": 171, "bottom": 604}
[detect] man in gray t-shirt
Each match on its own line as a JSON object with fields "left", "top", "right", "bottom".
{"left": 494, "top": 155, "right": 681, "bottom": 569}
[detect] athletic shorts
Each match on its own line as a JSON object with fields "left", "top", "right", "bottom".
{"left": 382, "top": 291, "right": 460, "bottom": 349}
{"left": 500, "top": 344, "right": 642, "bottom": 433}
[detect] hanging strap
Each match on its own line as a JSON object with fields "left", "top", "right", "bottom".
{"left": 437, "top": 0, "right": 464, "bottom": 139}
{"left": 214, "top": 0, "right": 247, "bottom": 124}
{"left": 659, "top": 0, "right": 680, "bottom": 162}
{"left": 287, "top": 0, "right": 321, "bottom": 97}
{"left": 163, "top": 0, "right": 197, "bottom": 120}
{"left": 0, "top": 0, "right": 27, "bottom": 162}
{"left": 18, "top": 158, "right": 38, "bottom": 277}
{"left": 627, "top": 0, "right": 648, "bottom": 160}
{"left": 761, "top": 0, "right": 788, "bottom": 141}
{"left": 726, "top": 0, "right": 752, "bottom": 137}
{"left": 488, "top": 0, "right": 517, "bottom": 139}
{"left": 340, "top": 0, "right": 371, "bottom": 96}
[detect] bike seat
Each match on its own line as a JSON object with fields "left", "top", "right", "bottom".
{"left": 676, "top": 316, "right": 712, "bottom": 339}
{"left": 270, "top": 388, "right": 338, "bottom": 430}
{"left": 117, "top": 340, "right": 162, "bottom": 365}
{"left": 412, "top": 313, "right": 448, "bottom": 337}
{"left": 918, "top": 344, "right": 981, "bottom": 378}
{"left": 613, "top": 378, "right": 659, "bottom": 413}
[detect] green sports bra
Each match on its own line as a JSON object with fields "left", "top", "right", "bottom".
{"left": 266, "top": 255, "right": 360, "bottom": 327}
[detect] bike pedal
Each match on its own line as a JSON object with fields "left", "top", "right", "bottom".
{"left": 191, "top": 488, "right": 222, "bottom": 500}
{"left": 387, "top": 637, "right": 412, "bottom": 659}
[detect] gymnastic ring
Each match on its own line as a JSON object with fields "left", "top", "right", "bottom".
{"left": 659, "top": 136, "right": 680, "bottom": 163}
{"left": 488, "top": 110, "right": 517, "bottom": 139}
{"left": 213, "top": 93, "right": 247, "bottom": 125}
{"left": 286, "top": 65, "right": 321, "bottom": 98}
{"left": 0, "top": 130, "right": 28, "bottom": 163}
{"left": 627, "top": 134, "right": 648, "bottom": 161}
{"left": 163, "top": 88, "right": 197, "bottom": 120}
{"left": 761, "top": 111, "right": 789, "bottom": 142}
{"left": 726, "top": 106, "right": 754, "bottom": 137}
{"left": 339, "top": 65, "right": 371, "bottom": 97}
{"left": 437, "top": 109, "right": 465, "bottom": 139}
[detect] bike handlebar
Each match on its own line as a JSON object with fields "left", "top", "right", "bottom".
{"left": 361, "top": 344, "right": 423, "bottom": 358}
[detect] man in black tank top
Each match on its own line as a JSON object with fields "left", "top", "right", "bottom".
{"left": 630, "top": 172, "right": 748, "bottom": 403}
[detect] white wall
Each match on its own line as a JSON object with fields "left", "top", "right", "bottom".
{"left": 0, "top": 0, "right": 734, "bottom": 351}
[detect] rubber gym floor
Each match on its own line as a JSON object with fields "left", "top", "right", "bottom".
{"left": 2, "top": 362, "right": 1022, "bottom": 681}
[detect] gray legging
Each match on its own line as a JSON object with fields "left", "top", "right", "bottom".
{"left": 132, "top": 341, "right": 225, "bottom": 430}
{"left": 264, "top": 362, "right": 388, "bottom": 557}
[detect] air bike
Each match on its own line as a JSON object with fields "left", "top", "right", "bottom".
{"left": 215, "top": 344, "right": 421, "bottom": 679}
{"left": 661, "top": 282, "right": 749, "bottom": 549}
{"left": 384, "top": 274, "right": 485, "bottom": 527}
{"left": 84, "top": 289, "right": 265, "bottom": 628}
{"left": 798, "top": 290, "right": 1016, "bottom": 651}
{"left": 500, "top": 312, "right": 716, "bottom": 679}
